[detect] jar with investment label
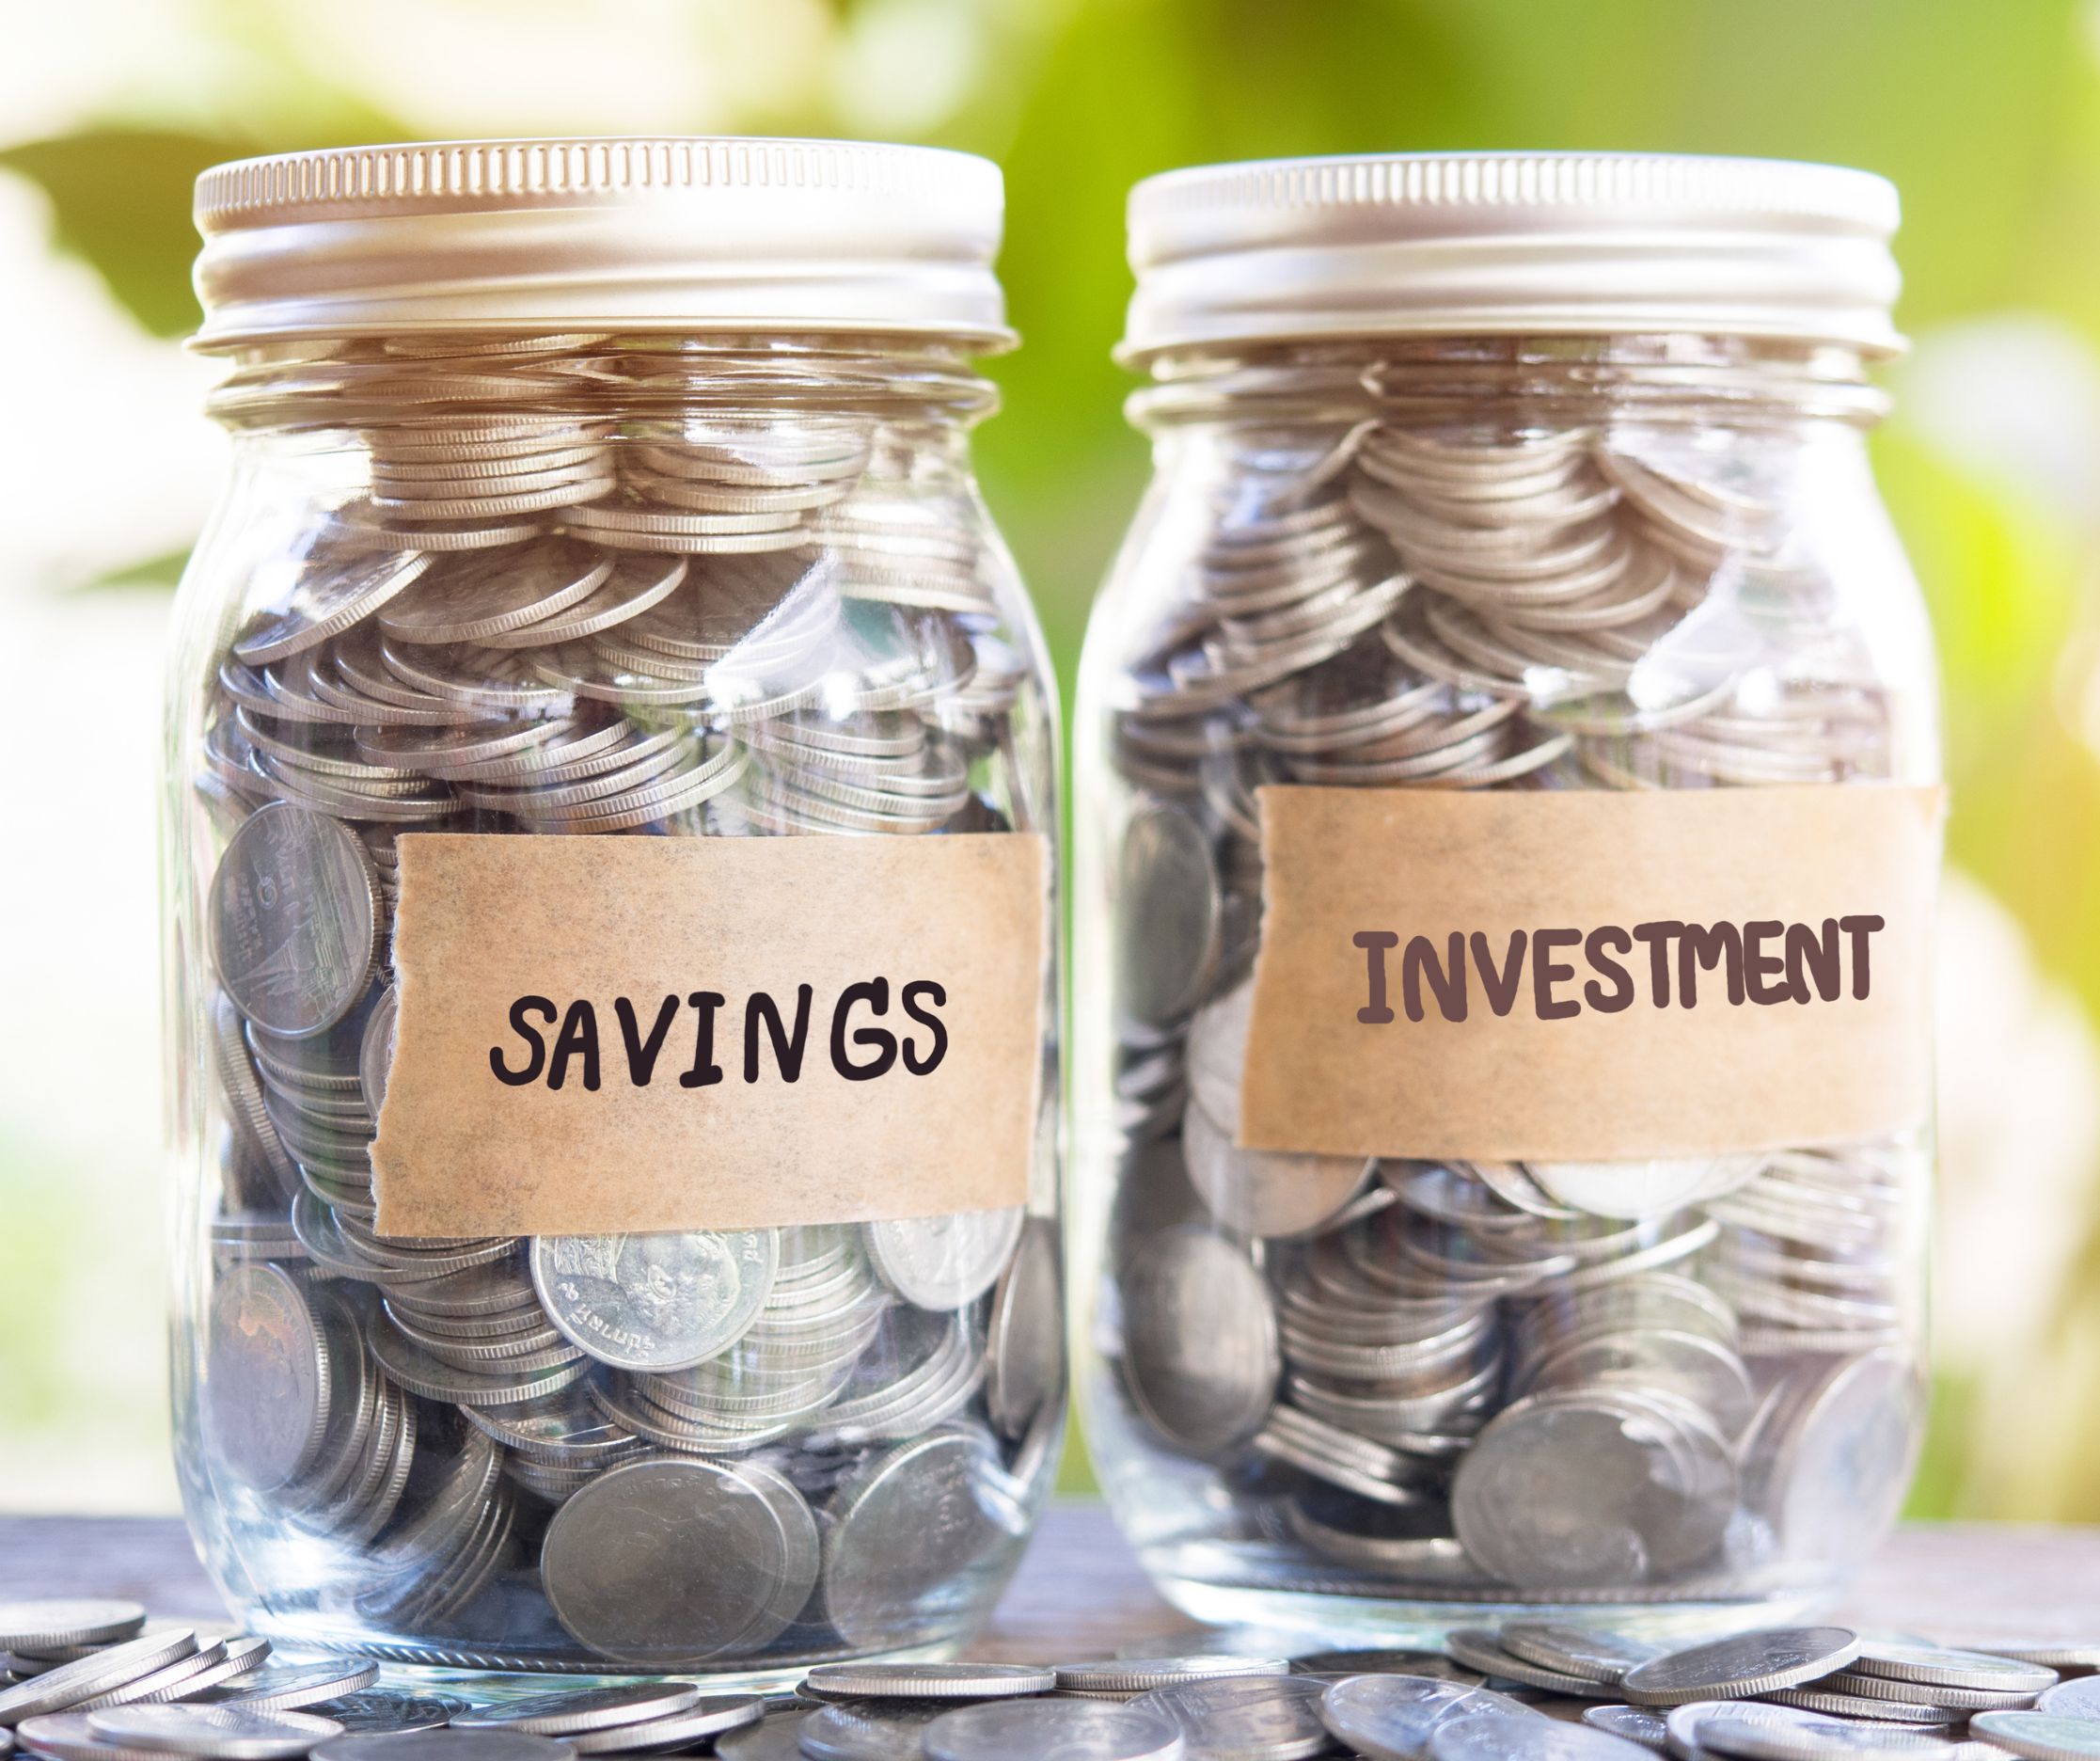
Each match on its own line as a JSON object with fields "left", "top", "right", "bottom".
{"left": 164, "top": 137, "right": 1064, "bottom": 1682}
{"left": 1073, "top": 152, "right": 1939, "bottom": 1641}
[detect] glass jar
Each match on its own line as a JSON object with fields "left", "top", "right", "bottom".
{"left": 1075, "top": 153, "right": 1938, "bottom": 1641}
{"left": 164, "top": 138, "right": 1063, "bottom": 1681}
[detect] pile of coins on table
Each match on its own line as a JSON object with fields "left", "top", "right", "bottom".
{"left": 1105, "top": 415, "right": 1922, "bottom": 1597}
{"left": 11, "top": 1601, "right": 2100, "bottom": 1761}
{"left": 194, "top": 351, "right": 1060, "bottom": 1669}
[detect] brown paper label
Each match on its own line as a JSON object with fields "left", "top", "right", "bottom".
{"left": 1240, "top": 785, "right": 1941, "bottom": 1162}
{"left": 371, "top": 831, "right": 1048, "bottom": 1238}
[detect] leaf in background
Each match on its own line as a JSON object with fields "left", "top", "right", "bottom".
{"left": 0, "top": 129, "right": 254, "bottom": 338}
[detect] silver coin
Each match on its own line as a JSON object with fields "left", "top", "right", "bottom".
{"left": 802, "top": 1665, "right": 1052, "bottom": 1702}
{"left": 1500, "top": 1627, "right": 1664, "bottom": 1688}
{"left": 1845, "top": 1645, "right": 2055, "bottom": 1695}
{"left": 568, "top": 1699, "right": 764, "bottom": 1756}
{"left": 1820, "top": 1672, "right": 2040, "bottom": 1713}
{"left": 451, "top": 1689, "right": 702, "bottom": 1737}
{"left": 924, "top": 1701, "right": 1185, "bottom": 1761}
{"left": 1444, "top": 1634, "right": 1611, "bottom": 1701}
{"left": 1970, "top": 1715, "right": 2100, "bottom": 1761}
{"left": 1621, "top": 1633, "right": 1863, "bottom": 1707}
{"left": 1960, "top": 1642, "right": 2100, "bottom": 1672}
{"left": 529, "top": 1230, "right": 779, "bottom": 1371}
{"left": 85, "top": 1706, "right": 343, "bottom": 1760}
{"left": 864, "top": 1208, "right": 1025, "bottom": 1312}
{"left": 1121, "top": 1228, "right": 1278, "bottom": 1457}
{"left": 1579, "top": 1710, "right": 1667, "bottom": 1753}
{"left": 1180, "top": 1097, "right": 1370, "bottom": 1241}
{"left": 1062, "top": 1661, "right": 1291, "bottom": 1696}
{"left": 1318, "top": 1678, "right": 1540, "bottom": 1761}
{"left": 1665, "top": 1700, "right": 1833, "bottom": 1759}
{"left": 987, "top": 1219, "right": 1062, "bottom": 1439}
{"left": 797, "top": 1704, "right": 951, "bottom": 1761}
{"left": 1292, "top": 1657, "right": 1478, "bottom": 1685}
{"left": 310, "top": 1737, "right": 577, "bottom": 1761}
{"left": 358, "top": 986, "right": 398, "bottom": 1118}
{"left": 821, "top": 1426, "right": 1019, "bottom": 1651}
{"left": 1697, "top": 1712, "right": 1955, "bottom": 1761}
{"left": 220, "top": 1664, "right": 381, "bottom": 1713}
{"left": 540, "top": 1455, "right": 813, "bottom": 1664}
{"left": 1429, "top": 1717, "right": 1655, "bottom": 1761}
{"left": 1752, "top": 1694, "right": 1953, "bottom": 1727}
{"left": 203, "top": 1265, "right": 335, "bottom": 1494}
{"left": 0, "top": 1605, "right": 146, "bottom": 1653}
{"left": 1453, "top": 1390, "right": 1734, "bottom": 1590}
{"left": 1115, "top": 802, "right": 1222, "bottom": 1028}
{"left": 209, "top": 804, "right": 379, "bottom": 1039}
{"left": 717, "top": 1711, "right": 810, "bottom": 1761}
{"left": 1129, "top": 1676, "right": 1334, "bottom": 1760}
{"left": 2035, "top": 1679, "right": 2100, "bottom": 1719}
{"left": 295, "top": 1697, "right": 466, "bottom": 1738}
{"left": 234, "top": 547, "right": 432, "bottom": 666}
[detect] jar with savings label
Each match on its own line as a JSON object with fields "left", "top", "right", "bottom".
{"left": 1073, "top": 152, "right": 1940, "bottom": 1640}
{"left": 164, "top": 137, "right": 1063, "bottom": 1681}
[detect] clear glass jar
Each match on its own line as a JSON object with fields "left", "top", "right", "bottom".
{"left": 164, "top": 139, "right": 1063, "bottom": 1681}
{"left": 1075, "top": 155, "right": 1937, "bottom": 1642}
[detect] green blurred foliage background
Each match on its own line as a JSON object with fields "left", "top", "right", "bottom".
{"left": 3, "top": 0, "right": 2099, "bottom": 1516}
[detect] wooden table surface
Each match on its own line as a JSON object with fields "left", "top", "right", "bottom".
{"left": 4, "top": 1509, "right": 2097, "bottom": 1659}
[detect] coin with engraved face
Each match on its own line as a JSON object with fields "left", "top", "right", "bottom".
{"left": 209, "top": 803, "right": 380, "bottom": 1039}
{"left": 529, "top": 1230, "right": 778, "bottom": 1372}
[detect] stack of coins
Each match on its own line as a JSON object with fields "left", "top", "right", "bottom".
{"left": 1105, "top": 413, "right": 1922, "bottom": 1602}
{"left": 8, "top": 1597, "right": 2100, "bottom": 1761}
{"left": 190, "top": 340, "right": 1063, "bottom": 1671}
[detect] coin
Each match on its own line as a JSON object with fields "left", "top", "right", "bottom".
{"left": 451, "top": 1690, "right": 702, "bottom": 1737}
{"left": 1129, "top": 1676, "right": 1334, "bottom": 1761}
{"left": 209, "top": 804, "right": 379, "bottom": 1039}
{"left": 1621, "top": 1633, "right": 1864, "bottom": 1708}
{"left": 797, "top": 1703, "right": 951, "bottom": 1761}
{"left": 1444, "top": 1633, "right": 1613, "bottom": 1701}
{"left": 802, "top": 1666, "right": 1052, "bottom": 1702}
{"left": 541, "top": 1455, "right": 816, "bottom": 1664}
{"left": 924, "top": 1701, "right": 1185, "bottom": 1761}
{"left": 296, "top": 1698, "right": 465, "bottom": 1738}
{"left": 2034, "top": 1680, "right": 2100, "bottom": 1719}
{"left": 865, "top": 1209, "right": 1026, "bottom": 1312}
{"left": 1579, "top": 1710, "right": 1667, "bottom": 1753}
{"left": 0, "top": 1627, "right": 200, "bottom": 1725}
{"left": 1120, "top": 1228, "right": 1278, "bottom": 1456}
{"left": 0, "top": 1606, "right": 146, "bottom": 1653}
{"left": 1429, "top": 1719, "right": 1656, "bottom": 1761}
{"left": 1969, "top": 1716, "right": 2100, "bottom": 1761}
{"left": 1697, "top": 1713, "right": 1955, "bottom": 1761}
{"left": 311, "top": 1737, "right": 576, "bottom": 1761}
{"left": 1318, "top": 1677, "right": 1540, "bottom": 1761}
{"left": 1291, "top": 1656, "right": 1477, "bottom": 1685}
{"left": 529, "top": 1231, "right": 779, "bottom": 1372}
{"left": 821, "top": 1426, "right": 1019, "bottom": 1651}
{"left": 1115, "top": 803, "right": 1223, "bottom": 1029}
{"left": 234, "top": 547, "right": 433, "bottom": 666}
{"left": 220, "top": 1666, "right": 380, "bottom": 1714}
{"left": 987, "top": 1220, "right": 1062, "bottom": 1439}
{"left": 568, "top": 1699, "right": 764, "bottom": 1755}
{"left": 85, "top": 1707, "right": 343, "bottom": 1760}
{"left": 716, "top": 1711, "right": 810, "bottom": 1761}
{"left": 1501, "top": 1627, "right": 1664, "bottom": 1688}
{"left": 1062, "top": 1662, "right": 1292, "bottom": 1697}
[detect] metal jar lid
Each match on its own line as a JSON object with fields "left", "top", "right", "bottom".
{"left": 1120, "top": 151, "right": 1902, "bottom": 360}
{"left": 192, "top": 135, "right": 1010, "bottom": 349}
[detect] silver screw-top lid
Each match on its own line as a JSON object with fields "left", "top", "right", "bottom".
{"left": 193, "top": 136, "right": 1010, "bottom": 349}
{"left": 1121, "top": 151, "right": 1902, "bottom": 360}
